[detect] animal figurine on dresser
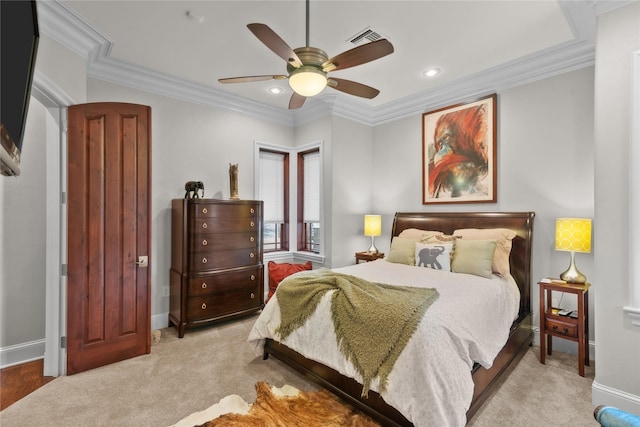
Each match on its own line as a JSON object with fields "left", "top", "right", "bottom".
{"left": 184, "top": 181, "right": 205, "bottom": 199}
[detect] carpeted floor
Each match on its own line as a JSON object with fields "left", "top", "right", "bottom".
{"left": 0, "top": 313, "right": 597, "bottom": 426}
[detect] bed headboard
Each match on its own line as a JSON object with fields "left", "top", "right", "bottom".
{"left": 391, "top": 211, "right": 535, "bottom": 319}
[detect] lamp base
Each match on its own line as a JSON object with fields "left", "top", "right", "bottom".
{"left": 560, "top": 251, "right": 587, "bottom": 284}
{"left": 367, "top": 236, "right": 378, "bottom": 254}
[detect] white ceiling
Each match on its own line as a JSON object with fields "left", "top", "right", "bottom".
{"left": 39, "top": 1, "right": 622, "bottom": 121}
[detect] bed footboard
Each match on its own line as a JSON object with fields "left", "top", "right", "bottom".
{"left": 264, "top": 338, "right": 411, "bottom": 426}
{"left": 263, "top": 311, "right": 533, "bottom": 426}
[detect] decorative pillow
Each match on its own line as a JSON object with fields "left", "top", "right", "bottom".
{"left": 386, "top": 237, "right": 417, "bottom": 265}
{"left": 421, "top": 234, "right": 459, "bottom": 244}
{"left": 415, "top": 242, "right": 453, "bottom": 271}
{"left": 398, "top": 228, "right": 443, "bottom": 241}
{"left": 267, "top": 261, "right": 312, "bottom": 301}
{"left": 451, "top": 239, "right": 497, "bottom": 279}
{"left": 453, "top": 228, "right": 517, "bottom": 277}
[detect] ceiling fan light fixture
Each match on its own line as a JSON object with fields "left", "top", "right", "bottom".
{"left": 289, "top": 66, "right": 327, "bottom": 97}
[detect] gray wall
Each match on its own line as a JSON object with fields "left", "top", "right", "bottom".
{"left": 1, "top": 99, "right": 48, "bottom": 346}
{"left": 371, "top": 68, "right": 596, "bottom": 353}
{"left": 0, "top": 66, "right": 596, "bottom": 352}
{"left": 1, "top": 4, "right": 639, "bottom": 414}
{"left": 592, "top": 2, "right": 640, "bottom": 412}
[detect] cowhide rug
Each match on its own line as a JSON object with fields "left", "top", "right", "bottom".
{"left": 171, "top": 381, "right": 381, "bottom": 427}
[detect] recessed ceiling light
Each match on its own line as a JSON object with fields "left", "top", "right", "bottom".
{"left": 423, "top": 68, "right": 441, "bottom": 78}
{"left": 268, "top": 87, "right": 283, "bottom": 95}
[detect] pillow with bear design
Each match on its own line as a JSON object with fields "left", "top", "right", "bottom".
{"left": 415, "top": 242, "right": 453, "bottom": 271}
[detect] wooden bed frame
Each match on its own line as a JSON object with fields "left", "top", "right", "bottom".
{"left": 263, "top": 211, "right": 535, "bottom": 426}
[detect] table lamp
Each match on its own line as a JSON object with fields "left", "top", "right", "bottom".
{"left": 364, "top": 215, "right": 382, "bottom": 254}
{"left": 555, "top": 218, "right": 592, "bottom": 284}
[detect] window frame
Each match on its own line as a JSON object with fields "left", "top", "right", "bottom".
{"left": 297, "top": 145, "right": 322, "bottom": 254}
{"left": 256, "top": 144, "right": 290, "bottom": 253}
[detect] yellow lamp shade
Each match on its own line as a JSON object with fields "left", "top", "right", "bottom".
{"left": 364, "top": 215, "right": 382, "bottom": 237}
{"left": 555, "top": 218, "right": 592, "bottom": 253}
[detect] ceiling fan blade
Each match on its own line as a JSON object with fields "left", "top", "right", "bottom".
{"left": 218, "top": 75, "right": 287, "bottom": 84}
{"left": 289, "top": 93, "right": 306, "bottom": 109}
{"left": 247, "top": 23, "right": 303, "bottom": 67}
{"left": 323, "top": 39, "right": 394, "bottom": 72}
{"left": 327, "top": 78, "right": 380, "bottom": 99}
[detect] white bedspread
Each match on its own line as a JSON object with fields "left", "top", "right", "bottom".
{"left": 248, "top": 259, "right": 520, "bottom": 426}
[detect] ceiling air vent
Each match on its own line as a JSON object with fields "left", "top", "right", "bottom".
{"left": 348, "top": 27, "right": 386, "bottom": 45}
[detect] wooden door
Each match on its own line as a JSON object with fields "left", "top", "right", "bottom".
{"left": 66, "top": 103, "right": 151, "bottom": 375}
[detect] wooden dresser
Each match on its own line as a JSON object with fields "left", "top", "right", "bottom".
{"left": 169, "top": 198, "right": 264, "bottom": 337}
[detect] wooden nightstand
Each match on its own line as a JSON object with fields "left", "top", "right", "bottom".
{"left": 538, "top": 279, "right": 590, "bottom": 376}
{"left": 355, "top": 251, "right": 385, "bottom": 264}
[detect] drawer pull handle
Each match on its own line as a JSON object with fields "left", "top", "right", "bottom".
{"left": 202, "top": 207, "right": 208, "bottom": 214}
{"left": 201, "top": 282, "right": 207, "bottom": 289}
{"left": 250, "top": 252, "right": 255, "bottom": 258}
{"left": 202, "top": 239, "right": 208, "bottom": 246}
{"left": 250, "top": 293, "right": 255, "bottom": 299}
{"left": 251, "top": 275, "right": 256, "bottom": 280}
{"left": 202, "top": 257, "right": 208, "bottom": 264}
{"left": 201, "top": 302, "right": 207, "bottom": 310}
{"left": 552, "top": 325, "right": 569, "bottom": 335}
{"left": 250, "top": 221, "right": 255, "bottom": 227}
{"left": 250, "top": 236, "right": 255, "bottom": 242}
{"left": 250, "top": 208, "right": 255, "bottom": 214}
{"left": 202, "top": 223, "right": 208, "bottom": 229}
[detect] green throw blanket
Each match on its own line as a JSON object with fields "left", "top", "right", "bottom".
{"left": 275, "top": 268, "right": 439, "bottom": 397}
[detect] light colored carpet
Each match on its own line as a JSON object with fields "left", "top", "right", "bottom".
{"left": 0, "top": 314, "right": 597, "bottom": 426}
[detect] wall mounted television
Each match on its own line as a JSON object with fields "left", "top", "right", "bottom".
{"left": 1, "top": 0, "right": 39, "bottom": 177}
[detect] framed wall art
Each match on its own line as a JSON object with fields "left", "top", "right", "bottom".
{"left": 422, "top": 93, "right": 497, "bottom": 204}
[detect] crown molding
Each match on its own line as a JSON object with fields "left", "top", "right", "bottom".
{"left": 89, "top": 56, "right": 295, "bottom": 127}
{"left": 38, "top": 0, "right": 610, "bottom": 128}
{"left": 593, "top": 0, "right": 638, "bottom": 15}
{"left": 367, "top": 38, "right": 595, "bottom": 125}
{"left": 36, "top": 0, "right": 112, "bottom": 61}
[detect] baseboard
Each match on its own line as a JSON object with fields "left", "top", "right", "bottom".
{"left": 593, "top": 380, "right": 640, "bottom": 414}
{"left": 151, "top": 312, "right": 170, "bottom": 331}
{"left": 2, "top": 315, "right": 170, "bottom": 370}
{"left": 0, "top": 339, "right": 46, "bottom": 369}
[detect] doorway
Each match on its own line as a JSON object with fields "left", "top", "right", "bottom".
{"left": 66, "top": 102, "right": 151, "bottom": 374}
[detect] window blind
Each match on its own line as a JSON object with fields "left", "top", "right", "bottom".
{"left": 259, "top": 150, "right": 284, "bottom": 222}
{"left": 303, "top": 151, "right": 320, "bottom": 222}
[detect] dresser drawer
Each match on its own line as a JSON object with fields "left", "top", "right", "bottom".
{"left": 189, "top": 232, "right": 258, "bottom": 252}
{"left": 190, "top": 217, "right": 259, "bottom": 233}
{"left": 187, "top": 282, "right": 261, "bottom": 321}
{"left": 189, "top": 203, "right": 258, "bottom": 219}
{"left": 187, "top": 267, "right": 261, "bottom": 297}
{"left": 545, "top": 317, "right": 577, "bottom": 338}
{"left": 189, "top": 247, "right": 261, "bottom": 271}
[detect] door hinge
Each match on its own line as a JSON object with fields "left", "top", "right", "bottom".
{"left": 61, "top": 264, "right": 67, "bottom": 276}
{"left": 61, "top": 191, "right": 67, "bottom": 204}
{"left": 60, "top": 336, "right": 66, "bottom": 349}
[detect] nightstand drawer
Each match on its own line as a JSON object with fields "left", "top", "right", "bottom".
{"left": 545, "top": 317, "right": 577, "bottom": 338}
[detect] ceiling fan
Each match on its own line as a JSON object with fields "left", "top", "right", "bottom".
{"left": 218, "top": 0, "right": 394, "bottom": 109}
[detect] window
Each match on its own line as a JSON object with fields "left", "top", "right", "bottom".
{"left": 257, "top": 148, "right": 289, "bottom": 252}
{"left": 298, "top": 148, "right": 320, "bottom": 253}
